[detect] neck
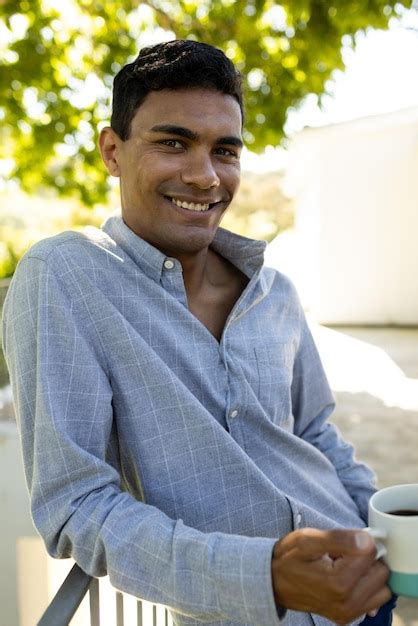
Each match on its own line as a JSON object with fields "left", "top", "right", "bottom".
{"left": 174, "top": 247, "right": 214, "bottom": 298}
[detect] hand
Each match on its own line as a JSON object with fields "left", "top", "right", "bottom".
{"left": 271, "top": 528, "right": 392, "bottom": 625}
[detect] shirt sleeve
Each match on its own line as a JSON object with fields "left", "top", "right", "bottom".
{"left": 2, "top": 254, "right": 283, "bottom": 626}
{"left": 291, "top": 299, "right": 376, "bottom": 522}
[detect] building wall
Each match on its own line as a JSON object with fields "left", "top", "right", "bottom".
{"left": 0, "top": 424, "right": 38, "bottom": 626}
{"left": 283, "top": 107, "right": 418, "bottom": 325}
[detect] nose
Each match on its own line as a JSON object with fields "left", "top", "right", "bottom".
{"left": 180, "top": 151, "right": 220, "bottom": 189}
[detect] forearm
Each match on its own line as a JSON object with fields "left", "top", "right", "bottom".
{"left": 300, "top": 413, "right": 377, "bottom": 522}
{"left": 49, "top": 488, "right": 279, "bottom": 624}
{"left": 291, "top": 310, "right": 376, "bottom": 521}
{"left": 26, "top": 425, "right": 280, "bottom": 624}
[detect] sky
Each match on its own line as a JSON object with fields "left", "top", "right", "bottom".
{"left": 241, "top": 5, "right": 418, "bottom": 172}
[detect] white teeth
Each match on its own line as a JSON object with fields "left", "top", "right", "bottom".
{"left": 171, "top": 198, "right": 210, "bottom": 211}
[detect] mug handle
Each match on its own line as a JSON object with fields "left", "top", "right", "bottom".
{"left": 364, "top": 527, "right": 387, "bottom": 560}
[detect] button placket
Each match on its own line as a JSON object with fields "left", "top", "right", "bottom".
{"left": 161, "top": 258, "right": 189, "bottom": 307}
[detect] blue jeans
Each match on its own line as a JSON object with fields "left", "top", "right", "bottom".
{"left": 359, "top": 596, "right": 397, "bottom": 625}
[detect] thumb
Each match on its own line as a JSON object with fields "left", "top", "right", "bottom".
{"left": 290, "top": 528, "right": 375, "bottom": 560}
{"left": 326, "top": 529, "right": 375, "bottom": 559}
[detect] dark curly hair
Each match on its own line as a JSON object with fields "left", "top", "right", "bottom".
{"left": 110, "top": 40, "right": 244, "bottom": 140}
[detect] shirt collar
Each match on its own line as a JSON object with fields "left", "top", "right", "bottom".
{"left": 101, "top": 213, "right": 266, "bottom": 281}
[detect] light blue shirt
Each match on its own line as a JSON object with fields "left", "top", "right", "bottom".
{"left": 2, "top": 215, "right": 376, "bottom": 626}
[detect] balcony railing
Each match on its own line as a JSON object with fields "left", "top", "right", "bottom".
{"left": 37, "top": 563, "right": 172, "bottom": 626}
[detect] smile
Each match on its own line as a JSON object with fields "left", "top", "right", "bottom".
{"left": 170, "top": 197, "right": 211, "bottom": 212}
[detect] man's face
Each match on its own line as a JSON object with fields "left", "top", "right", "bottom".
{"left": 100, "top": 88, "right": 243, "bottom": 257}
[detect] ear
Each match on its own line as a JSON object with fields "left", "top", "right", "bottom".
{"left": 99, "top": 126, "right": 122, "bottom": 177}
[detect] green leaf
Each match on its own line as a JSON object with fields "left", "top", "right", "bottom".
{"left": 0, "top": 0, "right": 413, "bottom": 205}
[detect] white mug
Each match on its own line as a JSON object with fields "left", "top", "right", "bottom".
{"left": 367, "top": 483, "right": 418, "bottom": 598}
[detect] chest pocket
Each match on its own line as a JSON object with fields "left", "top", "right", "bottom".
{"left": 254, "top": 343, "right": 295, "bottom": 430}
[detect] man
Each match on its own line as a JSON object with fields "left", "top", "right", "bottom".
{"left": 3, "top": 40, "right": 394, "bottom": 625}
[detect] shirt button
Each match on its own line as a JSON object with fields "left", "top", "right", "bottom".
{"left": 296, "top": 513, "right": 302, "bottom": 526}
{"left": 164, "top": 259, "right": 175, "bottom": 270}
{"left": 229, "top": 409, "right": 239, "bottom": 418}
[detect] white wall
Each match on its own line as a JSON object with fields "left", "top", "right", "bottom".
{"left": 0, "top": 423, "right": 38, "bottom": 626}
{"left": 282, "top": 106, "right": 418, "bottom": 325}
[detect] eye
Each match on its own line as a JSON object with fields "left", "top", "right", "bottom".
{"left": 215, "top": 147, "right": 240, "bottom": 158}
{"left": 160, "top": 139, "right": 184, "bottom": 149}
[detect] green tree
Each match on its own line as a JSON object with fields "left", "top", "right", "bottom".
{"left": 0, "top": 0, "right": 413, "bottom": 205}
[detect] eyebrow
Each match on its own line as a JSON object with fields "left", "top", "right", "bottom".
{"left": 149, "top": 124, "right": 243, "bottom": 148}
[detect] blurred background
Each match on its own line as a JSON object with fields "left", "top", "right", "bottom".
{"left": 1, "top": 1, "right": 418, "bottom": 624}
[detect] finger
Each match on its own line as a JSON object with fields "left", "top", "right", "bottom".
{"left": 362, "top": 586, "right": 393, "bottom": 618}
{"left": 290, "top": 528, "right": 376, "bottom": 560}
{"left": 350, "top": 563, "right": 392, "bottom": 614}
{"left": 337, "top": 552, "right": 390, "bottom": 586}
{"left": 330, "top": 586, "right": 392, "bottom": 625}
{"left": 324, "top": 565, "right": 391, "bottom": 624}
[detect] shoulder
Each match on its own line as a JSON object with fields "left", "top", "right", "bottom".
{"left": 22, "top": 227, "right": 115, "bottom": 262}
{"left": 5, "top": 227, "right": 124, "bottom": 311}
{"left": 260, "top": 265, "right": 302, "bottom": 307}
{"left": 15, "top": 227, "right": 120, "bottom": 278}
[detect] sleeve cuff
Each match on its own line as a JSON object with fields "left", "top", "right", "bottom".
{"left": 212, "top": 534, "right": 286, "bottom": 625}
